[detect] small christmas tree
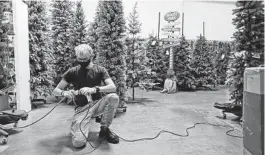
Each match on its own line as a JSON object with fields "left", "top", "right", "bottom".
{"left": 173, "top": 36, "right": 195, "bottom": 91}
{"left": 191, "top": 35, "right": 217, "bottom": 89}
{"left": 27, "top": 1, "right": 55, "bottom": 98}
{"left": 94, "top": 0, "right": 127, "bottom": 105}
{"left": 51, "top": 0, "right": 75, "bottom": 84}
{"left": 125, "top": 2, "right": 143, "bottom": 100}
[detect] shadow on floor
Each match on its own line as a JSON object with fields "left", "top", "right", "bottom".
{"left": 37, "top": 131, "right": 110, "bottom": 154}
{"left": 127, "top": 98, "right": 156, "bottom": 105}
{"left": 215, "top": 116, "right": 242, "bottom": 125}
{"left": 114, "top": 111, "right": 126, "bottom": 118}
{"left": 38, "top": 134, "right": 71, "bottom": 154}
{"left": 6, "top": 129, "right": 23, "bottom": 135}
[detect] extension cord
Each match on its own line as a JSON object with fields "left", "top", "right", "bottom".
{"left": 13, "top": 97, "right": 66, "bottom": 129}
{"left": 12, "top": 96, "right": 243, "bottom": 155}
{"left": 79, "top": 103, "right": 243, "bottom": 154}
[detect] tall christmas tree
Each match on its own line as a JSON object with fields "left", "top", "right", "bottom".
{"left": 0, "top": 2, "right": 11, "bottom": 89}
{"left": 0, "top": 2, "right": 7, "bottom": 89}
{"left": 232, "top": 1, "right": 264, "bottom": 67}
{"left": 87, "top": 3, "right": 101, "bottom": 52}
{"left": 229, "top": 1, "right": 264, "bottom": 104}
{"left": 27, "top": 1, "right": 55, "bottom": 98}
{"left": 51, "top": 0, "right": 75, "bottom": 84}
{"left": 73, "top": 0, "right": 87, "bottom": 46}
{"left": 94, "top": 0, "right": 127, "bottom": 105}
{"left": 125, "top": 2, "right": 142, "bottom": 100}
{"left": 191, "top": 35, "right": 217, "bottom": 89}
{"left": 173, "top": 36, "right": 195, "bottom": 91}
{"left": 87, "top": 21, "right": 99, "bottom": 63}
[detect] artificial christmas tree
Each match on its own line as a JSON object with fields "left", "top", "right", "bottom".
{"left": 51, "top": 0, "right": 75, "bottom": 85}
{"left": 190, "top": 35, "right": 217, "bottom": 89}
{"left": 87, "top": 22, "right": 98, "bottom": 50}
{"left": 233, "top": 1, "right": 264, "bottom": 67}
{"left": 125, "top": 2, "right": 143, "bottom": 100}
{"left": 94, "top": 0, "right": 127, "bottom": 106}
{"left": 213, "top": 42, "right": 231, "bottom": 85}
{"left": 87, "top": 4, "right": 100, "bottom": 53}
{"left": 125, "top": 38, "right": 146, "bottom": 85}
{"left": 73, "top": 0, "right": 88, "bottom": 46}
{"left": 229, "top": 1, "right": 264, "bottom": 104}
{"left": 87, "top": 22, "right": 99, "bottom": 64}
{"left": 173, "top": 36, "right": 195, "bottom": 91}
{"left": 145, "top": 35, "right": 169, "bottom": 87}
{"left": 0, "top": 4, "right": 6, "bottom": 89}
{"left": 0, "top": 2, "right": 12, "bottom": 89}
{"left": 227, "top": 52, "right": 246, "bottom": 105}
{"left": 27, "top": 1, "right": 55, "bottom": 98}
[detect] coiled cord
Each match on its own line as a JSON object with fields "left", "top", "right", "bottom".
{"left": 12, "top": 97, "right": 243, "bottom": 155}
{"left": 79, "top": 107, "right": 243, "bottom": 154}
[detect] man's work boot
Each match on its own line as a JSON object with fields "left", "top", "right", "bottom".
{"left": 99, "top": 126, "right": 119, "bottom": 144}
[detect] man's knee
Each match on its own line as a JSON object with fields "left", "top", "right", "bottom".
{"left": 106, "top": 93, "right": 119, "bottom": 102}
{"left": 72, "top": 138, "right": 86, "bottom": 148}
{"left": 105, "top": 93, "right": 119, "bottom": 109}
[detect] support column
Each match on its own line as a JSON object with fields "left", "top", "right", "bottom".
{"left": 12, "top": 0, "right": 31, "bottom": 111}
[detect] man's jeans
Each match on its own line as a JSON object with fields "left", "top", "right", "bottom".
{"left": 70, "top": 93, "right": 119, "bottom": 148}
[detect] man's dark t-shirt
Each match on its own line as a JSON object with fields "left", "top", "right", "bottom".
{"left": 62, "top": 65, "right": 110, "bottom": 107}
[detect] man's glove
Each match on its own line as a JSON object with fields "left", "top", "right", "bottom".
{"left": 61, "top": 90, "right": 75, "bottom": 98}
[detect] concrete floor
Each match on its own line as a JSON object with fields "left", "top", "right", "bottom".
{"left": 1, "top": 86, "right": 243, "bottom": 155}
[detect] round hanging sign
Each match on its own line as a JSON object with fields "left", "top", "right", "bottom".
{"left": 164, "top": 11, "right": 180, "bottom": 22}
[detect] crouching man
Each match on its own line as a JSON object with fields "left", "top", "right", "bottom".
{"left": 53, "top": 44, "right": 119, "bottom": 148}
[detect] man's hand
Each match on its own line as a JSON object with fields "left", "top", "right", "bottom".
{"left": 80, "top": 87, "right": 96, "bottom": 95}
{"left": 62, "top": 90, "right": 75, "bottom": 98}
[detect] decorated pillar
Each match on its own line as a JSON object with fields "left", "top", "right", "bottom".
{"left": 161, "top": 11, "right": 181, "bottom": 70}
